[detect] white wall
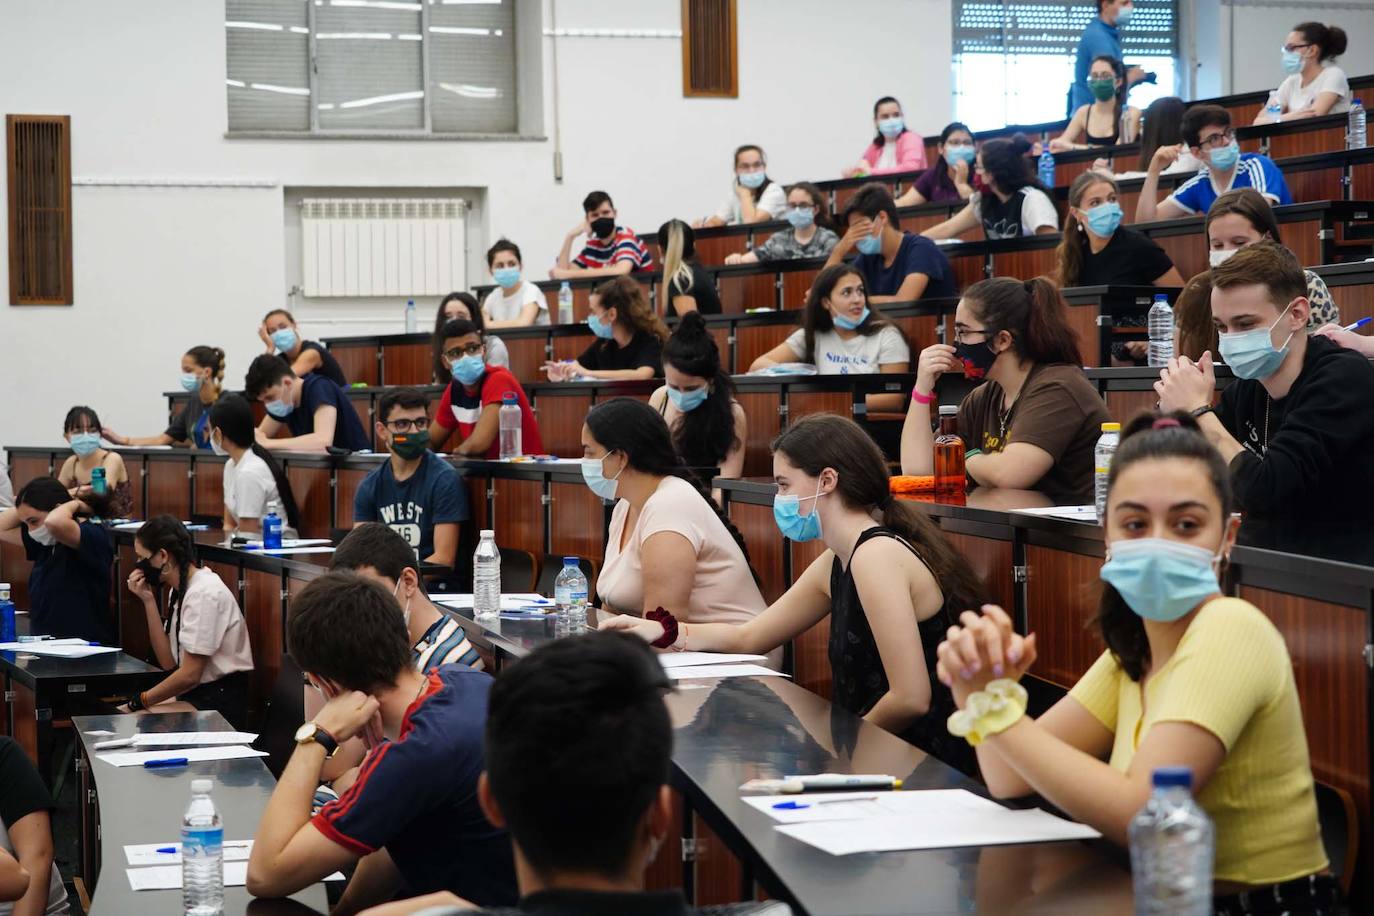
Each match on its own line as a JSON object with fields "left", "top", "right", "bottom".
{"left": 0, "top": 0, "right": 952, "bottom": 450}
{"left": 1205, "top": 0, "right": 1374, "bottom": 97}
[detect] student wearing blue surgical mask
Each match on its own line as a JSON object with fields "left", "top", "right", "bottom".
{"left": 935, "top": 413, "right": 1339, "bottom": 910}
{"left": 828, "top": 184, "right": 956, "bottom": 304}
{"left": 103, "top": 345, "right": 225, "bottom": 450}
{"left": 429, "top": 320, "right": 543, "bottom": 459}
{"left": 602, "top": 413, "right": 983, "bottom": 775}
{"left": 56, "top": 405, "right": 132, "bottom": 518}
{"left": 725, "top": 182, "right": 838, "bottom": 265}
{"left": 432, "top": 292, "right": 510, "bottom": 381}
{"left": 258, "top": 309, "right": 348, "bottom": 387}
{"left": 648, "top": 312, "right": 747, "bottom": 491}
{"left": 699, "top": 144, "right": 788, "bottom": 227}
{"left": 1055, "top": 171, "right": 1182, "bottom": 289}
{"left": 896, "top": 123, "right": 977, "bottom": 206}
{"left": 542, "top": 278, "right": 667, "bottom": 382}
{"left": 244, "top": 354, "right": 370, "bottom": 453}
{"left": 481, "top": 239, "right": 547, "bottom": 329}
{"left": 1253, "top": 22, "right": 1350, "bottom": 124}
{"left": 843, "top": 97, "right": 927, "bottom": 177}
{"left": 1156, "top": 241, "right": 1374, "bottom": 564}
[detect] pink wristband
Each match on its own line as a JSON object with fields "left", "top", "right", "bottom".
{"left": 911, "top": 387, "right": 936, "bottom": 405}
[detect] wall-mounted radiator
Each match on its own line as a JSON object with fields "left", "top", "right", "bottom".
{"left": 299, "top": 198, "right": 466, "bottom": 297}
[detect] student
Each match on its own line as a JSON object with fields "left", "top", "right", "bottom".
{"left": 357, "top": 633, "right": 792, "bottom": 916}
{"left": 551, "top": 191, "right": 652, "bottom": 280}
{"left": 123, "top": 516, "right": 254, "bottom": 728}
{"left": 749, "top": 264, "right": 910, "bottom": 378}
{"left": 724, "top": 182, "right": 838, "bottom": 265}
{"left": 0, "top": 737, "right": 71, "bottom": 916}
{"left": 1205, "top": 189, "right": 1339, "bottom": 328}
{"left": 57, "top": 405, "right": 132, "bottom": 519}
{"left": 208, "top": 394, "right": 300, "bottom": 537}
{"left": 649, "top": 312, "right": 747, "bottom": 485}
{"left": 1051, "top": 56, "right": 1140, "bottom": 151}
{"left": 1055, "top": 171, "right": 1183, "bottom": 288}
{"left": 1137, "top": 105, "right": 1291, "bottom": 222}
{"left": 259, "top": 310, "right": 348, "bottom": 388}
{"left": 895, "top": 122, "right": 977, "bottom": 206}
{"left": 1172, "top": 271, "right": 1216, "bottom": 362}
{"left": 357, "top": 388, "right": 467, "bottom": 573}
{"left": 826, "top": 184, "right": 955, "bottom": 303}
{"left": 1132, "top": 96, "right": 1198, "bottom": 173}
{"left": 430, "top": 321, "right": 543, "bottom": 458}
{"left": 923, "top": 136, "right": 1059, "bottom": 241}
{"left": 102, "top": 345, "right": 226, "bottom": 449}
{"left": 482, "top": 240, "right": 548, "bottom": 329}
{"left": 935, "top": 413, "right": 1339, "bottom": 911}
{"left": 901, "top": 277, "right": 1110, "bottom": 504}
{"left": 1254, "top": 22, "right": 1350, "bottom": 122}
{"left": 433, "top": 292, "right": 510, "bottom": 378}
{"left": 699, "top": 144, "right": 788, "bottom": 227}
{"left": 658, "top": 220, "right": 722, "bottom": 317}
{"left": 604, "top": 414, "right": 983, "bottom": 774}
{"left": 543, "top": 278, "right": 668, "bottom": 381}
{"left": 843, "top": 97, "right": 927, "bottom": 177}
{"left": 245, "top": 572, "right": 517, "bottom": 910}
{"left": 580, "top": 399, "right": 773, "bottom": 660}
{"left": 1156, "top": 241, "right": 1374, "bottom": 564}
{"left": 1069, "top": 1, "right": 1144, "bottom": 113}
{"left": 0, "top": 478, "right": 115, "bottom": 645}
{"left": 244, "top": 354, "right": 370, "bottom": 453}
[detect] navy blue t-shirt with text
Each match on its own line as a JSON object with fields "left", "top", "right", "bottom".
{"left": 353, "top": 450, "right": 468, "bottom": 564}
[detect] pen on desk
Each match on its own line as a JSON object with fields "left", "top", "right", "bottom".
{"left": 1343, "top": 317, "right": 1371, "bottom": 332}
{"left": 143, "top": 757, "right": 189, "bottom": 769}
{"left": 773, "top": 796, "right": 880, "bottom": 810}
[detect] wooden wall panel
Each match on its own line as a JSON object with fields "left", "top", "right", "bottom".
{"left": 944, "top": 531, "right": 1014, "bottom": 612}
{"left": 991, "top": 246, "right": 1056, "bottom": 282}
{"left": 789, "top": 538, "right": 832, "bottom": 699}
{"left": 193, "top": 458, "right": 225, "bottom": 520}
{"left": 728, "top": 501, "right": 784, "bottom": 603}
{"left": 285, "top": 465, "right": 332, "bottom": 539}
{"left": 549, "top": 481, "right": 604, "bottom": 592}
{"left": 550, "top": 332, "right": 595, "bottom": 363}
{"left": 329, "top": 345, "right": 378, "bottom": 387}
{"left": 244, "top": 567, "right": 285, "bottom": 718}
{"left": 502, "top": 336, "right": 546, "bottom": 386}
{"left": 694, "top": 234, "right": 745, "bottom": 266}
{"left": 1024, "top": 544, "right": 1105, "bottom": 688}
{"left": 780, "top": 267, "right": 820, "bottom": 310}
{"left": 734, "top": 391, "right": 780, "bottom": 479}
{"left": 334, "top": 467, "right": 369, "bottom": 534}
{"left": 532, "top": 394, "right": 592, "bottom": 458}
{"left": 491, "top": 477, "right": 543, "bottom": 557}
{"left": 381, "top": 342, "right": 433, "bottom": 386}
{"left": 693, "top": 813, "right": 746, "bottom": 906}
{"left": 787, "top": 391, "right": 853, "bottom": 426}
{"left": 950, "top": 250, "right": 987, "bottom": 291}
{"left": 1283, "top": 169, "right": 1342, "bottom": 210}
{"left": 734, "top": 324, "right": 794, "bottom": 372}
{"left": 1151, "top": 232, "right": 1207, "bottom": 282}
{"left": 145, "top": 457, "right": 190, "bottom": 520}
{"left": 717, "top": 273, "right": 775, "bottom": 312}
{"left": 1329, "top": 281, "right": 1374, "bottom": 327}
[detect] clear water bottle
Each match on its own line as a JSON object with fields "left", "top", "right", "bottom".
{"left": 473, "top": 529, "right": 501, "bottom": 620}
{"left": 1147, "top": 293, "right": 1173, "bottom": 367}
{"left": 558, "top": 281, "right": 573, "bottom": 325}
{"left": 1128, "top": 767, "right": 1214, "bottom": 916}
{"left": 1264, "top": 91, "right": 1282, "bottom": 124}
{"left": 1094, "top": 422, "right": 1120, "bottom": 524}
{"left": 1037, "top": 148, "right": 1056, "bottom": 188}
{"left": 498, "top": 393, "right": 522, "bottom": 459}
{"left": 0, "top": 584, "right": 15, "bottom": 643}
{"left": 554, "top": 558, "right": 588, "bottom": 637}
{"left": 263, "top": 500, "right": 283, "bottom": 550}
{"left": 404, "top": 297, "right": 417, "bottom": 333}
{"left": 182, "top": 777, "right": 224, "bottom": 916}
{"left": 1349, "top": 99, "right": 1367, "bottom": 150}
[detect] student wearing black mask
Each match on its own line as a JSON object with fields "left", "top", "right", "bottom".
{"left": 550, "top": 191, "right": 652, "bottom": 280}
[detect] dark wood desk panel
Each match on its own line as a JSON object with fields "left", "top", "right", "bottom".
{"left": 6, "top": 452, "right": 53, "bottom": 492}
{"left": 145, "top": 455, "right": 191, "bottom": 520}
{"left": 0, "top": 542, "right": 32, "bottom": 615}
{"left": 787, "top": 390, "right": 853, "bottom": 428}
{"left": 123, "top": 452, "right": 149, "bottom": 520}
{"left": 1330, "top": 281, "right": 1374, "bottom": 324}
{"left": 114, "top": 542, "right": 151, "bottom": 660}
{"left": 382, "top": 341, "right": 433, "bottom": 386}
{"left": 903, "top": 208, "right": 953, "bottom": 234}
{"left": 532, "top": 393, "right": 592, "bottom": 457}
{"left": 1023, "top": 542, "right": 1106, "bottom": 689}
{"left": 708, "top": 326, "right": 731, "bottom": 374}
{"left": 1105, "top": 389, "right": 1161, "bottom": 424}
{"left": 502, "top": 335, "right": 546, "bottom": 385}
{"left": 330, "top": 342, "right": 379, "bottom": 387}
{"left": 548, "top": 481, "right": 604, "bottom": 585}
{"left": 890, "top": 313, "right": 939, "bottom": 354}
{"left": 949, "top": 247, "right": 987, "bottom": 289}
{"left": 542, "top": 285, "right": 592, "bottom": 323}
{"left": 789, "top": 538, "right": 832, "bottom": 700}
{"left": 728, "top": 501, "right": 786, "bottom": 603}
{"left": 285, "top": 463, "right": 333, "bottom": 538}
{"left": 1279, "top": 218, "right": 1323, "bottom": 273}
{"left": 696, "top": 233, "right": 747, "bottom": 265}
{"left": 718, "top": 273, "right": 776, "bottom": 312}
{"left": 780, "top": 266, "right": 820, "bottom": 310}
{"left": 734, "top": 324, "right": 793, "bottom": 374}
{"left": 466, "top": 476, "right": 488, "bottom": 532}
{"left": 193, "top": 456, "right": 225, "bottom": 520}
{"left": 1150, "top": 230, "right": 1206, "bottom": 282}
{"left": 1246, "top": 125, "right": 1348, "bottom": 161}
{"left": 1356, "top": 162, "right": 1374, "bottom": 200}
{"left": 991, "top": 244, "right": 1057, "bottom": 282}
{"left": 245, "top": 565, "right": 286, "bottom": 718}
{"left": 491, "top": 476, "right": 544, "bottom": 557}
{"left": 1063, "top": 302, "right": 1101, "bottom": 367}
{"left": 1285, "top": 166, "right": 1344, "bottom": 209}
{"left": 734, "top": 391, "right": 781, "bottom": 479}
{"left": 345, "top": 392, "right": 374, "bottom": 449}
{"left": 945, "top": 529, "right": 1016, "bottom": 612}
{"left": 550, "top": 333, "right": 591, "bottom": 364}
{"left": 334, "top": 466, "right": 370, "bottom": 533}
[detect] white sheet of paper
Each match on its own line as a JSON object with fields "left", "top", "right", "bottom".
{"left": 776, "top": 806, "right": 1100, "bottom": 855}
{"left": 125, "top": 841, "right": 254, "bottom": 866}
{"left": 433, "top": 594, "right": 554, "bottom": 611}
{"left": 243, "top": 538, "right": 332, "bottom": 548}
{"left": 0, "top": 643, "right": 121, "bottom": 658}
{"left": 83, "top": 729, "right": 116, "bottom": 738}
{"left": 741, "top": 789, "right": 1004, "bottom": 824}
{"left": 1012, "top": 505, "right": 1099, "bottom": 522}
{"left": 127, "top": 861, "right": 345, "bottom": 890}
{"left": 0, "top": 638, "right": 89, "bottom": 649}
{"left": 658, "top": 652, "right": 769, "bottom": 670}
{"left": 97, "top": 745, "right": 268, "bottom": 767}
{"left": 255, "top": 546, "right": 335, "bottom": 555}
{"left": 664, "top": 664, "right": 787, "bottom": 681}
{"left": 125, "top": 732, "right": 259, "bottom": 749}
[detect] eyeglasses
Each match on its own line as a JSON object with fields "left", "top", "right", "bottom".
{"left": 384, "top": 418, "right": 427, "bottom": 433}
{"left": 1281, "top": 42, "right": 1311, "bottom": 53}
{"left": 1197, "top": 129, "right": 1235, "bottom": 151}
{"left": 952, "top": 327, "right": 991, "bottom": 344}
{"left": 443, "top": 344, "right": 484, "bottom": 360}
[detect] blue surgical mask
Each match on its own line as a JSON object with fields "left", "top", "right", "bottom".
{"left": 453, "top": 354, "right": 486, "bottom": 386}
{"left": 785, "top": 206, "right": 815, "bottom": 229}
{"left": 180, "top": 372, "right": 202, "bottom": 392}
{"left": 833, "top": 307, "right": 870, "bottom": 331}
{"left": 70, "top": 432, "right": 101, "bottom": 457}
{"left": 1280, "top": 49, "right": 1304, "bottom": 74}
{"left": 878, "top": 117, "right": 904, "bottom": 139}
{"left": 1217, "top": 300, "right": 1296, "bottom": 380}
{"left": 738, "top": 171, "right": 766, "bottom": 190}
{"left": 944, "top": 145, "right": 975, "bottom": 168}
{"left": 581, "top": 454, "right": 622, "bottom": 501}
{"left": 493, "top": 267, "right": 521, "bottom": 289}
{"left": 855, "top": 226, "right": 883, "bottom": 256}
{"left": 667, "top": 385, "right": 709, "bottom": 412}
{"left": 266, "top": 398, "right": 293, "bottom": 419}
{"left": 1115, "top": 5, "right": 1133, "bottom": 26}
{"left": 587, "top": 312, "right": 614, "bottom": 340}
{"left": 1100, "top": 537, "right": 1222, "bottom": 622}
{"left": 271, "top": 328, "right": 298, "bottom": 353}
{"left": 1208, "top": 140, "right": 1240, "bottom": 171}
{"left": 773, "top": 480, "right": 824, "bottom": 542}
{"left": 1083, "top": 201, "right": 1123, "bottom": 237}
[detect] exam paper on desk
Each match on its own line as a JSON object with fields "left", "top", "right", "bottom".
{"left": 658, "top": 652, "right": 769, "bottom": 670}
{"left": 97, "top": 745, "right": 268, "bottom": 767}
{"left": 741, "top": 788, "right": 1004, "bottom": 824}
{"left": 777, "top": 806, "right": 1100, "bottom": 855}
{"left": 125, "top": 840, "right": 254, "bottom": 866}
{"left": 127, "top": 861, "right": 345, "bottom": 890}
{"left": 665, "top": 663, "right": 788, "bottom": 681}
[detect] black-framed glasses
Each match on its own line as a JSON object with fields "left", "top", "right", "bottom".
{"left": 952, "top": 327, "right": 991, "bottom": 344}
{"left": 1197, "top": 129, "right": 1235, "bottom": 151}
{"left": 443, "top": 343, "right": 484, "bottom": 360}
{"left": 384, "top": 419, "right": 427, "bottom": 433}
{"left": 1281, "top": 42, "right": 1311, "bottom": 53}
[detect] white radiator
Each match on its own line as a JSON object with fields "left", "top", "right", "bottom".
{"left": 299, "top": 198, "right": 467, "bottom": 297}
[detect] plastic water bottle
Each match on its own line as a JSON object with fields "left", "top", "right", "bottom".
{"left": 1094, "top": 422, "right": 1120, "bottom": 524}
{"left": 1264, "top": 91, "right": 1283, "bottom": 124}
{"left": 1128, "top": 767, "right": 1214, "bottom": 915}
{"left": 1349, "top": 99, "right": 1367, "bottom": 149}
{"left": 933, "top": 406, "right": 966, "bottom": 497}
{"left": 182, "top": 778, "right": 224, "bottom": 916}
{"left": 263, "top": 500, "right": 283, "bottom": 550}
{"left": 498, "top": 393, "right": 522, "bottom": 459}
{"left": 554, "top": 558, "right": 588, "bottom": 637}
{"left": 1147, "top": 294, "right": 1173, "bottom": 367}
{"left": 558, "top": 281, "right": 573, "bottom": 325}
{"left": 473, "top": 530, "right": 501, "bottom": 620}
{"left": 0, "top": 584, "right": 15, "bottom": 644}
{"left": 404, "top": 297, "right": 417, "bottom": 333}
{"left": 1037, "top": 148, "right": 1055, "bottom": 188}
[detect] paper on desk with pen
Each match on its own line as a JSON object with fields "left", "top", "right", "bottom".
{"left": 127, "top": 861, "right": 345, "bottom": 890}
{"left": 97, "top": 745, "right": 268, "bottom": 767}
{"left": 0, "top": 641, "right": 121, "bottom": 658}
{"left": 98, "top": 732, "right": 259, "bottom": 750}
{"left": 742, "top": 789, "right": 1003, "bottom": 824}
{"left": 432, "top": 594, "right": 553, "bottom": 611}
{"left": 125, "top": 840, "right": 254, "bottom": 866}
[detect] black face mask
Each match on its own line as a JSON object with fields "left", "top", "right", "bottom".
{"left": 590, "top": 217, "right": 616, "bottom": 239}
{"left": 955, "top": 340, "right": 1000, "bottom": 380}
{"left": 135, "top": 557, "right": 166, "bottom": 609}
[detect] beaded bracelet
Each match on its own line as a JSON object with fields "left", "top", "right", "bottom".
{"left": 946, "top": 679, "right": 1028, "bottom": 746}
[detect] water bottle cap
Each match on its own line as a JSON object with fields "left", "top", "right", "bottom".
{"left": 1153, "top": 293, "right": 1169, "bottom": 302}
{"left": 191, "top": 778, "right": 214, "bottom": 793}
{"left": 938, "top": 405, "right": 958, "bottom": 416}
{"left": 563, "top": 557, "right": 579, "bottom": 565}
{"left": 480, "top": 529, "right": 495, "bottom": 538}
{"left": 1151, "top": 766, "right": 1192, "bottom": 789}
{"left": 1101, "top": 422, "right": 1121, "bottom": 432}
{"left": 502, "top": 392, "right": 517, "bottom": 404}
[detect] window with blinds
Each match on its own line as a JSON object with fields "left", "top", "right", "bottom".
{"left": 682, "top": 0, "right": 738, "bottom": 98}
{"left": 225, "top": 0, "right": 517, "bottom": 135}
{"left": 952, "top": 1, "right": 1178, "bottom": 131}
{"left": 7, "top": 115, "right": 73, "bottom": 306}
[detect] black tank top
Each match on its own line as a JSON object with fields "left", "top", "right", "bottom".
{"left": 1085, "top": 111, "right": 1120, "bottom": 146}
{"left": 302, "top": 340, "right": 348, "bottom": 387}
{"left": 979, "top": 189, "right": 1029, "bottom": 240}
{"left": 828, "top": 526, "right": 975, "bottom": 775}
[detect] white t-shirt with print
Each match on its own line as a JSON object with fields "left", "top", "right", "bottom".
{"left": 482, "top": 282, "right": 548, "bottom": 325}
{"left": 970, "top": 187, "right": 1059, "bottom": 238}
{"left": 1276, "top": 63, "right": 1350, "bottom": 115}
{"left": 783, "top": 325, "right": 910, "bottom": 375}
{"left": 713, "top": 181, "right": 788, "bottom": 224}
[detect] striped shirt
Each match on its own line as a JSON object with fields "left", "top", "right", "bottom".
{"left": 573, "top": 226, "right": 652, "bottom": 271}
{"left": 412, "top": 613, "right": 483, "bottom": 673}
{"left": 1166, "top": 153, "right": 1291, "bottom": 215}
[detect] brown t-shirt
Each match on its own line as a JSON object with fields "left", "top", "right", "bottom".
{"left": 957, "top": 363, "right": 1110, "bottom": 504}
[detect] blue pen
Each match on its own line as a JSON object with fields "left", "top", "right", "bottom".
{"left": 772, "top": 801, "right": 810, "bottom": 810}
{"left": 1343, "top": 317, "right": 1371, "bottom": 332}
{"left": 156, "top": 847, "right": 178, "bottom": 854}
{"left": 143, "top": 757, "right": 189, "bottom": 769}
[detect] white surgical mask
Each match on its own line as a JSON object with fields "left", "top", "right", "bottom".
{"left": 1208, "top": 248, "right": 1239, "bottom": 268}
{"left": 29, "top": 525, "right": 57, "bottom": 547}
{"left": 393, "top": 577, "right": 413, "bottom": 628}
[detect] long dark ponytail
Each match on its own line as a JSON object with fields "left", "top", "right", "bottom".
{"left": 963, "top": 276, "right": 1082, "bottom": 366}
{"left": 208, "top": 394, "right": 301, "bottom": 531}
{"left": 662, "top": 312, "right": 738, "bottom": 468}
{"left": 135, "top": 514, "right": 202, "bottom": 630}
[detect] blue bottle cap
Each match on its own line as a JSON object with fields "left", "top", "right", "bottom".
{"left": 563, "top": 557, "right": 578, "bottom": 565}
{"left": 1152, "top": 766, "right": 1192, "bottom": 789}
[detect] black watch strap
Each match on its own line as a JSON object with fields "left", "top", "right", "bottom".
{"left": 312, "top": 725, "right": 340, "bottom": 758}
{"left": 1190, "top": 404, "right": 1216, "bottom": 419}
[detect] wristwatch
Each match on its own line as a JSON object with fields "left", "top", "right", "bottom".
{"left": 294, "top": 722, "right": 340, "bottom": 758}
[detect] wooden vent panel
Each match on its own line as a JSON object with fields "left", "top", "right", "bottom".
{"left": 6, "top": 114, "right": 73, "bottom": 305}
{"left": 682, "top": 0, "right": 738, "bottom": 98}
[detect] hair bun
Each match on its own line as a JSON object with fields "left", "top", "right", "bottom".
{"left": 1008, "top": 133, "right": 1033, "bottom": 157}
{"left": 675, "top": 310, "right": 709, "bottom": 338}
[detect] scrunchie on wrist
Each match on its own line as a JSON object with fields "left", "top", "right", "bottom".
{"left": 645, "top": 607, "right": 679, "bottom": 650}
{"left": 947, "top": 679, "right": 1028, "bottom": 746}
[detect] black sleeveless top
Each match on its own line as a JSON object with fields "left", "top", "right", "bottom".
{"left": 1085, "top": 112, "right": 1120, "bottom": 146}
{"left": 302, "top": 339, "right": 348, "bottom": 388}
{"left": 828, "top": 526, "right": 975, "bottom": 775}
{"left": 979, "top": 189, "right": 1029, "bottom": 240}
